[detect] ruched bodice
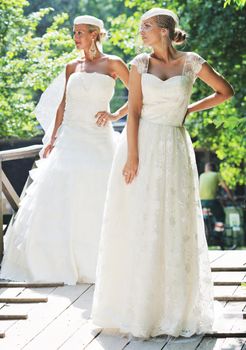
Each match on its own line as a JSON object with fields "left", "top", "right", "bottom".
{"left": 64, "top": 72, "right": 115, "bottom": 127}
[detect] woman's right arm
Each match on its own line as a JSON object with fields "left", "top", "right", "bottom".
{"left": 43, "top": 63, "right": 74, "bottom": 158}
{"left": 122, "top": 65, "right": 142, "bottom": 184}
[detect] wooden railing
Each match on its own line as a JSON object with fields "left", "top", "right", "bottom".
{"left": 0, "top": 145, "right": 42, "bottom": 261}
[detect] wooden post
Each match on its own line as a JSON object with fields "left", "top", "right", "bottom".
{"left": 2, "top": 172, "right": 20, "bottom": 211}
{"left": 0, "top": 145, "right": 42, "bottom": 263}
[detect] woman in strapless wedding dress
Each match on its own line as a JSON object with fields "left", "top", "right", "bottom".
{"left": 92, "top": 8, "right": 234, "bottom": 338}
{"left": 0, "top": 15, "right": 129, "bottom": 285}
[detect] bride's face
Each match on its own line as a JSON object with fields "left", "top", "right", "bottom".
{"left": 73, "top": 24, "right": 95, "bottom": 50}
{"left": 139, "top": 18, "right": 167, "bottom": 47}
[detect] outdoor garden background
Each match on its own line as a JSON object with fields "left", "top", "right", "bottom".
{"left": 0, "top": 0, "right": 245, "bottom": 248}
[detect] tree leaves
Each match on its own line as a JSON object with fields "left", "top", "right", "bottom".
{"left": 0, "top": 0, "right": 75, "bottom": 138}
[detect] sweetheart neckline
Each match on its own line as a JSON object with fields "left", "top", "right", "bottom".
{"left": 143, "top": 52, "right": 189, "bottom": 83}
{"left": 72, "top": 71, "right": 116, "bottom": 83}
{"left": 143, "top": 73, "right": 184, "bottom": 83}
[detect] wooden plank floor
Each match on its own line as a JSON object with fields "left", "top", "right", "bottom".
{"left": 0, "top": 250, "right": 245, "bottom": 349}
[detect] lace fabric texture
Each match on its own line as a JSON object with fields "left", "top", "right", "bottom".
{"left": 0, "top": 72, "right": 117, "bottom": 285}
{"left": 92, "top": 52, "right": 214, "bottom": 338}
{"left": 130, "top": 52, "right": 205, "bottom": 78}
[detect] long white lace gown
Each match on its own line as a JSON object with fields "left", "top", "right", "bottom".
{"left": 92, "top": 53, "right": 214, "bottom": 338}
{"left": 0, "top": 72, "right": 117, "bottom": 285}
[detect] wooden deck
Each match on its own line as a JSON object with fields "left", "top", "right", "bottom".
{"left": 0, "top": 250, "right": 245, "bottom": 349}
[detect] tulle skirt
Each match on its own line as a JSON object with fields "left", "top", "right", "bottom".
{"left": 0, "top": 122, "right": 117, "bottom": 284}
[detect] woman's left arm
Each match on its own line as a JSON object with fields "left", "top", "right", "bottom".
{"left": 96, "top": 58, "right": 129, "bottom": 126}
{"left": 187, "top": 63, "right": 234, "bottom": 115}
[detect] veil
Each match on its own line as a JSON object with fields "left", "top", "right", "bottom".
{"left": 34, "top": 69, "right": 66, "bottom": 146}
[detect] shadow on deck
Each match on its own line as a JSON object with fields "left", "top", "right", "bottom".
{"left": 0, "top": 251, "right": 245, "bottom": 349}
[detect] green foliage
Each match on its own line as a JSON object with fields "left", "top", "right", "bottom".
{"left": 224, "top": 0, "right": 246, "bottom": 8}
{"left": 0, "top": 0, "right": 75, "bottom": 138}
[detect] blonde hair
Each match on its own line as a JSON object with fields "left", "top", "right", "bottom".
{"left": 154, "top": 15, "right": 187, "bottom": 45}
{"left": 87, "top": 24, "right": 107, "bottom": 43}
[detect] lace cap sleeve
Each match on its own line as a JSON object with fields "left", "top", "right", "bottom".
{"left": 129, "top": 53, "right": 149, "bottom": 74}
{"left": 191, "top": 53, "right": 206, "bottom": 75}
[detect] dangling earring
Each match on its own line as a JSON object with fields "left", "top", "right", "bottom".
{"left": 89, "top": 38, "right": 97, "bottom": 60}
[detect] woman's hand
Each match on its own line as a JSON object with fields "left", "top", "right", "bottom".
{"left": 43, "top": 139, "right": 55, "bottom": 158}
{"left": 122, "top": 156, "right": 139, "bottom": 184}
{"left": 95, "top": 111, "right": 116, "bottom": 127}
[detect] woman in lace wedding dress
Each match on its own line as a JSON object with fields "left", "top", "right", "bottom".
{"left": 92, "top": 8, "right": 234, "bottom": 338}
{"left": 0, "top": 15, "right": 129, "bottom": 285}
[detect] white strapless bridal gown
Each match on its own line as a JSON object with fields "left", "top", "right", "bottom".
{"left": 92, "top": 53, "right": 214, "bottom": 338}
{"left": 0, "top": 72, "right": 117, "bottom": 285}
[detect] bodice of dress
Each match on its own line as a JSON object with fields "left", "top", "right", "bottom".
{"left": 131, "top": 52, "right": 205, "bottom": 126}
{"left": 63, "top": 72, "right": 115, "bottom": 128}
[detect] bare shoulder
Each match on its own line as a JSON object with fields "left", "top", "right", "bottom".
{"left": 106, "top": 54, "right": 125, "bottom": 62}
{"left": 104, "top": 54, "right": 127, "bottom": 68}
{"left": 66, "top": 59, "right": 80, "bottom": 74}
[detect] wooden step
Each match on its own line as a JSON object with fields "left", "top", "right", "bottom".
{"left": 211, "top": 267, "right": 246, "bottom": 272}
{"left": 214, "top": 296, "right": 246, "bottom": 302}
{"left": 222, "top": 312, "right": 246, "bottom": 319}
{"left": 0, "top": 331, "right": 5, "bottom": 338}
{"left": 205, "top": 331, "right": 246, "bottom": 338}
{"left": 0, "top": 314, "right": 28, "bottom": 320}
{"left": 0, "top": 297, "right": 48, "bottom": 303}
{"left": 0, "top": 281, "right": 64, "bottom": 288}
{"left": 214, "top": 281, "right": 244, "bottom": 286}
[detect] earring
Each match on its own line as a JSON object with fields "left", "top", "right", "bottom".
{"left": 89, "top": 38, "right": 97, "bottom": 60}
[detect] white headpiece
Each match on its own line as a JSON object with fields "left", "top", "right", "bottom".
{"left": 74, "top": 15, "right": 105, "bottom": 32}
{"left": 141, "top": 8, "right": 179, "bottom": 26}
